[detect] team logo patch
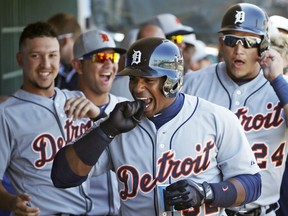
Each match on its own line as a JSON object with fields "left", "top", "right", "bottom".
{"left": 131, "top": 50, "right": 142, "bottom": 65}
{"left": 234, "top": 10, "right": 245, "bottom": 24}
{"left": 99, "top": 33, "right": 109, "bottom": 42}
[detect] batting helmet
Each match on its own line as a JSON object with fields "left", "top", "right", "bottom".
{"left": 219, "top": 3, "right": 270, "bottom": 56}
{"left": 118, "top": 37, "right": 183, "bottom": 98}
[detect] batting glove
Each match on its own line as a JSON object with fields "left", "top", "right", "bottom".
{"left": 100, "top": 100, "right": 145, "bottom": 138}
{"left": 164, "top": 179, "right": 214, "bottom": 210}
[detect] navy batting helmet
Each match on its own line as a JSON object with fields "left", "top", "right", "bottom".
{"left": 118, "top": 37, "right": 183, "bottom": 98}
{"left": 219, "top": 3, "right": 270, "bottom": 55}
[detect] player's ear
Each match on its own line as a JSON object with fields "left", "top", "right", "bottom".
{"left": 16, "top": 52, "right": 23, "bottom": 68}
{"left": 71, "top": 59, "right": 83, "bottom": 75}
{"left": 218, "top": 37, "right": 224, "bottom": 48}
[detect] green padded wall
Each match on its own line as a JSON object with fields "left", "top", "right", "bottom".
{"left": 0, "top": 0, "right": 77, "bottom": 95}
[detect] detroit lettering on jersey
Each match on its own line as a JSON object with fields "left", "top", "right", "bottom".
{"left": 235, "top": 102, "right": 286, "bottom": 170}
{"left": 33, "top": 119, "right": 93, "bottom": 168}
{"left": 235, "top": 102, "right": 283, "bottom": 132}
{"left": 116, "top": 140, "right": 214, "bottom": 200}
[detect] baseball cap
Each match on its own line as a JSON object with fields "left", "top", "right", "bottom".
{"left": 183, "top": 33, "right": 197, "bottom": 46}
{"left": 148, "top": 13, "right": 194, "bottom": 37}
{"left": 269, "top": 15, "right": 288, "bottom": 33}
{"left": 73, "top": 29, "right": 126, "bottom": 59}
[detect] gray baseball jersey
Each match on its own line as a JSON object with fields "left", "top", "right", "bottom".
{"left": 87, "top": 93, "right": 127, "bottom": 216}
{"left": 181, "top": 62, "right": 288, "bottom": 210}
{"left": 91, "top": 94, "right": 259, "bottom": 216}
{"left": 0, "top": 88, "right": 92, "bottom": 215}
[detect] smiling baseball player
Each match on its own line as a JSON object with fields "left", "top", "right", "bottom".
{"left": 0, "top": 21, "right": 101, "bottom": 215}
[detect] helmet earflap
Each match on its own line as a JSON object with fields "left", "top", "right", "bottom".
{"left": 163, "top": 75, "right": 183, "bottom": 98}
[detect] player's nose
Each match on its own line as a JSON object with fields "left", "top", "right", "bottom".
{"left": 130, "top": 77, "right": 146, "bottom": 94}
{"left": 40, "top": 56, "right": 51, "bottom": 68}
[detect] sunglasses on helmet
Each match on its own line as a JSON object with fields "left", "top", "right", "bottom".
{"left": 221, "top": 35, "right": 261, "bottom": 49}
{"left": 79, "top": 52, "right": 120, "bottom": 63}
{"left": 169, "top": 35, "right": 184, "bottom": 44}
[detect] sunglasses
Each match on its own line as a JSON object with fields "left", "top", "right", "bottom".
{"left": 80, "top": 52, "right": 120, "bottom": 63}
{"left": 170, "top": 35, "right": 184, "bottom": 44}
{"left": 221, "top": 35, "right": 261, "bottom": 49}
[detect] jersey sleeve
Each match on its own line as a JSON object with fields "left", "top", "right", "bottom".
{"left": 0, "top": 104, "right": 12, "bottom": 180}
{"left": 214, "top": 107, "right": 260, "bottom": 180}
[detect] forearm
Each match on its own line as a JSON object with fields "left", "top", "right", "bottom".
{"left": 270, "top": 74, "right": 288, "bottom": 117}
{"left": 209, "top": 173, "right": 261, "bottom": 207}
{"left": 51, "top": 126, "right": 112, "bottom": 188}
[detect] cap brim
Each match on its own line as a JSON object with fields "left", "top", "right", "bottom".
{"left": 166, "top": 27, "right": 194, "bottom": 37}
{"left": 118, "top": 67, "right": 152, "bottom": 77}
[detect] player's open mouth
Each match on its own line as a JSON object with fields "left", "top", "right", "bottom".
{"left": 100, "top": 73, "right": 112, "bottom": 81}
{"left": 233, "top": 59, "right": 245, "bottom": 67}
{"left": 136, "top": 97, "right": 151, "bottom": 108}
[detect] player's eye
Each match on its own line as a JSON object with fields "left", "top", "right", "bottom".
{"left": 30, "top": 53, "right": 40, "bottom": 58}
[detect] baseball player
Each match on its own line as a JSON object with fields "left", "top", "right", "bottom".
{"left": 52, "top": 37, "right": 261, "bottom": 216}
{"left": 181, "top": 3, "right": 287, "bottom": 216}
{"left": 0, "top": 22, "right": 100, "bottom": 215}
{"left": 72, "top": 29, "right": 128, "bottom": 215}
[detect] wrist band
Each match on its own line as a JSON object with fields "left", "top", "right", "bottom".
{"left": 209, "top": 181, "right": 237, "bottom": 207}
{"left": 270, "top": 75, "right": 288, "bottom": 106}
{"left": 73, "top": 126, "right": 112, "bottom": 166}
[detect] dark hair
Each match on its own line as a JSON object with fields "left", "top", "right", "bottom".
{"left": 19, "top": 21, "right": 57, "bottom": 50}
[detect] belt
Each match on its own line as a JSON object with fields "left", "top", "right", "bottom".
{"left": 225, "top": 203, "right": 279, "bottom": 216}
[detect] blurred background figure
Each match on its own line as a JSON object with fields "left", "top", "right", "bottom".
{"left": 270, "top": 15, "right": 288, "bottom": 35}
{"left": 136, "top": 23, "right": 166, "bottom": 39}
{"left": 147, "top": 13, "right": 194, "bottom": 53}
{"left": 47, "top": 12, "right": 82, "bottom": 90}
{"left": 182, "top": 33, "right": 197, "bottom": 74}
{"left": 190, "top": 40, "right": 214, "bottom": 71}
{"left": 269, "top": 15, "right": 288, "bottom": 75}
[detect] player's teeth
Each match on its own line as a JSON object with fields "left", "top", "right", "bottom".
{"left": 40, "top": 72, "right": 49, "bottom": 76}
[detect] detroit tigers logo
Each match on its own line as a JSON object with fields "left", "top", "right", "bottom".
{"left": 99, "top": 33, "right": 109, "bottom": 42}
{"left": 234, "top": 10, "right": 245, "bottom": 24}
{"left": 116, "top": 141, "right": 214, "bottom": 201}
{"left": 131, "top": 50, "right": 141, "bottom": 65}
